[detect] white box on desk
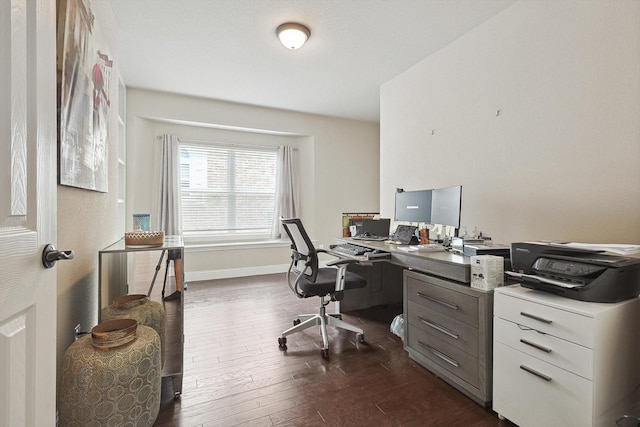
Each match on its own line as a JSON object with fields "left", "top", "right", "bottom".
{"left": 470, "top": 255, "right": 504, "bottom": 290}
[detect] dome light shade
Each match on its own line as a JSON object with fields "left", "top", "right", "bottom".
{"left": 276, "top": 23, "right": 310, "bottom": 50}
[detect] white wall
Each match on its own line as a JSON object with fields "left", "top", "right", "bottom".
{"left": 381, "top": 0, "right": 640, "bottom": 245}
{"left": 126, "top": 89, "right": 380, "bottom": 279}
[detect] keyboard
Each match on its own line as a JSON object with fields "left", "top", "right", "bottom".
{"left": 331, "top": 243, "right": 371, "bottom": 256}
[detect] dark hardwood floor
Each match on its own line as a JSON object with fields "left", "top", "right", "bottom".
{"left": 153, "top": 273, "right": 514, "bottom": 427}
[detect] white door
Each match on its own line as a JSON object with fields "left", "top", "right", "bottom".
{"left": 0, "top": 0, "right": 58, "bottom": 426}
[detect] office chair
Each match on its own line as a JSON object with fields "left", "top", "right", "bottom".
{"left": 278, "top": 218, "right": 367, "bottom": 359}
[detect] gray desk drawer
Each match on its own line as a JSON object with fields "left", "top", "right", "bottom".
{"left": 408, "top": 300, "right": 479, "bottom": 357}
{"left": 393, "top": 253, "right": 469, "bottom": 283}
{"left": 407, "top": 274, "right": 479, "bottom": 327}
{"left": 408, "top": 326, "right": 479, "bottom": 388}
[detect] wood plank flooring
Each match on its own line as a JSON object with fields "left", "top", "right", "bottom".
{"left": 152, "top": 273, "right": 514, "bottom": 427}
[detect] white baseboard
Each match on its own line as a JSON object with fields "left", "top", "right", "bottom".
{"left": 185, "top": 263, "right": 291, "bottom": 282}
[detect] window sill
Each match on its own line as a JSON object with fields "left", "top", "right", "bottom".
{"left": 185, "top": 239, "right": 290, "bottom": 252}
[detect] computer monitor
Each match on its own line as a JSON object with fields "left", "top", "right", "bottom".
{"left": 360, "top": 218, "right": 391, "bottom": 237}
{"left": 430, "top": 185, "right": 462, "bottom": 231}
{"left": 394, "top": 189, "right": 432, "bottom": 223}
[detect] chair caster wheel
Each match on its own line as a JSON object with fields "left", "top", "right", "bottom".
{"left": 321, "top": 348, "right": 329, "bottom": 359}
{"left": 293, "top": 319, "right": 301, "bottom": 326}
{"left": 278, "top": 337, "right": 287, "bottom": 348}
{"left": 356, "top": 333, "right": 365, "bottom": 343}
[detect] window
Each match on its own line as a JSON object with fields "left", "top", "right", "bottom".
{"left": 179, "top": 141, "right": 277, "bottom": 241}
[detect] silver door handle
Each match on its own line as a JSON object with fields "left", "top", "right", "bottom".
{"left": 42, "top": 244, "right": 75, "bottom": 268}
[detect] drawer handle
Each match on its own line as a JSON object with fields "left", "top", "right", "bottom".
{"left": 418, "top": 341, "right": 460, "bottom": 368}
{"left": 417, "top": 292, "right": 459, "bottom": 310}
{"left": 520, "top": 339, "right": 552, "bottom": 353}
{"left": 520, "top": 364, "right": 552, "bottom": 382}
{"left": 520, "top": 311, "right": 552, "bottom": 324}
{"left": 419, "top": 317, "right": 459, "bottom": 339}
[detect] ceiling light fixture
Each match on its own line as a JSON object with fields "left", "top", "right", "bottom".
{"left": 276, "top": 22, "right": 310, "bottom": 50}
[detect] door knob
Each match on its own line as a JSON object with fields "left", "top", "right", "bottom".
{"left": 42, "top": 244, "right": 75, "bottom": 268}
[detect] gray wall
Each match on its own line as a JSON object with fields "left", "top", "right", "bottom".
{"left": 55, "top": 0, "right": 122, "bottom": 385}
{"left": 380, "top": 0, "right": 640, "bottom": 245}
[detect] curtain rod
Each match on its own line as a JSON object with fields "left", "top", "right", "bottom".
{"left": 156, "top": 135, "right": 297, "bottom": 151}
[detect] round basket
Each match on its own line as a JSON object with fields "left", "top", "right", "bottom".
{"left": 124, "top": 231, "right": 164, "bottom": 246}
{"left": 101, "top": 294, "right": 165, "bottom": 366}
{"left": 91, "top": 318, "right": 138, "bottom": 349}
{"left": 58, "top": 320, "right": 161, "bottom": 427}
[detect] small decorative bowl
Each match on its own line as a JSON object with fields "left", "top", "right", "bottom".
{"left": 124, "top": 230, "right": 165, "bottom": 246}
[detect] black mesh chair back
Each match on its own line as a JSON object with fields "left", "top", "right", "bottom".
{"left": 278, "top": 217, "right": 367, "bottom": 359}
{"left": 281, "top": 217, "right": 319, "bottom": 285}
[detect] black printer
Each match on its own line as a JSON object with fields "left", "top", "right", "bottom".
{"left": 508, "top": 242, "right": 640, "bottom": 302}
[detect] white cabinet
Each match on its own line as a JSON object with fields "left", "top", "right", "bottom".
{"left": 493, "top": 285, "right": 640, "bottom": 427}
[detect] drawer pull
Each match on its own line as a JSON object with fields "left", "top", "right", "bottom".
{"left": 520, "top": 311, "right": 552, "bottom": 324}
{"left": 520, "top": 364, "right": 552, "bottom": 382}
{"left": 417, "top": 292, "right": 459, "bottom": 310}
{"left": 419, "top": 317, "right": 459, "bottom": 339}
{"left": 418, "top": 341, "right": 459, "bottom": 368}
{"left": 520, "top": 339, "right": 552, "bottom": 353}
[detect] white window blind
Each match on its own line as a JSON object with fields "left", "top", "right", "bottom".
{"left": 179, "top": 141, "right": 277, "bottom": 240}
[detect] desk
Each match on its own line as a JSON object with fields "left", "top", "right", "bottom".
{"left": 336, "top": 238, "right": 470, "bottom": 282}
{"left": 336, "top": 238, "right": 494, "bottom": 406}
{"left": 334, "top": 238, "right": 471, "bottom": 312}
{"left": 98, "top": 236, "right": 184, "bottom": 397}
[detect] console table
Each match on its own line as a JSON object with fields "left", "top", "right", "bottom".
{"left": 98, "top": 236, "right": 184, "bottom": 397}
{"left": 335, "top": 238, "right": 495, "bottom": 406}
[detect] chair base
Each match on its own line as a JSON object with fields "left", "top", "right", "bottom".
{"left": 278, "top": 298, "right": 364, "bottom": 358}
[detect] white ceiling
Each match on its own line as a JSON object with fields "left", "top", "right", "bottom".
{"left": 109, "top": 0, "right": 514, "bottom": 122}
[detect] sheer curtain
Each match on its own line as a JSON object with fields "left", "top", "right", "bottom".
{"left": 157, "top": 134, "right": 182, "bottom": 235}
{"left": 271, "top": 145, "right": 299, "bottom": 238}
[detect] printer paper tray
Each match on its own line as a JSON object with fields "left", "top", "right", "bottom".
{"left": 506, "top": 271, "right": 584, "bottom": 289}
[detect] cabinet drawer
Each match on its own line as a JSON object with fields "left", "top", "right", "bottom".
{"left": 408, "top": 300, "right": 478, "bottom": 357}
{"left": 493, "top": 342, "right": 592, "bottom": 427}
{"left": 407, "top": 275, "right": 478, "bottom": 327}
{"left": 408, "top": 325, "right": 479, "bottom": 388}
{"left": 494, "top": 317, "right": 593, "bottom": 379}
{"left": 495, "top": 292, "right": 594, "bottom": 347}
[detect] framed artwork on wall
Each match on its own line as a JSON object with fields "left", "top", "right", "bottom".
{"left": 58, "top": 0, "right": 112, "bottom": 192}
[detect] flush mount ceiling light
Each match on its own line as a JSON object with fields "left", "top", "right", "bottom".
{"left": 276, "top": 22, "right": 310, "bottom": 50}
